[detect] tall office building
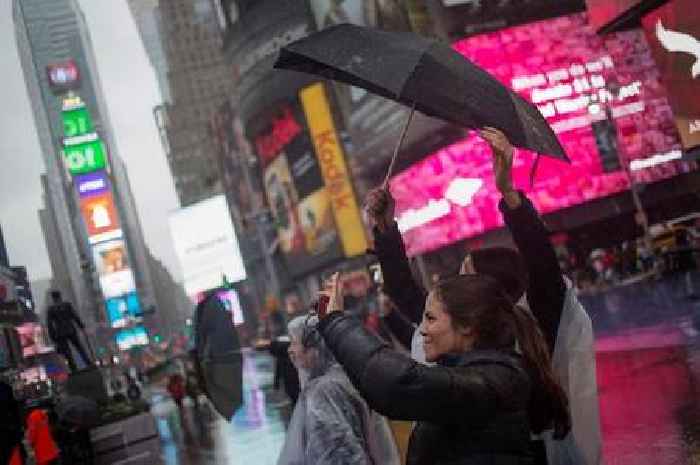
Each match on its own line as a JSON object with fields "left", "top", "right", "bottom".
{"left": 158, "top": 0, "right": 229, "bottom": 206}
{"left": 0, "top": 224, "right": 8, "bottom": 268}
{"left": 14, "top": 0, "right": 179, "bottom": 348}
{"left": 126, "top": 0, "right": 171, "bottom": 103}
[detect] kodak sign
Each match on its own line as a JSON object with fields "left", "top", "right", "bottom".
{"left": 300, "top": 83, "right": 367, "bottom": 257}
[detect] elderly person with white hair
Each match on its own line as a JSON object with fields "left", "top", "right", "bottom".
{"left": 277, "top": 314, "right": 400, "bottom": 465}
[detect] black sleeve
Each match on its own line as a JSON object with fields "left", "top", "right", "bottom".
{"left": 499, "top": 192, "right": 566, "bottom": 353}
{"left": 373, "top": 222, "right": 426, "bottom": 325}
{"left": 318, "top": 313, "right": 517, "bottom": 425}
{"left": 382, "top": 308, "right": 416, "bottom": 350}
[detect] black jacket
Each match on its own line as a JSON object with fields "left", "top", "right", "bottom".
{"left": 319, "top": 313, "right": 534, "bottom": 465}
{"left": 375, "top": 192, "right": 565, "bottom": 355}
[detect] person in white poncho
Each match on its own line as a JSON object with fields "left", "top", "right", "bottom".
{"left": 277, "top": 314, "right": 400, "bottom": 465}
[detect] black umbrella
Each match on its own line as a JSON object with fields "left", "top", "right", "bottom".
{"left": 275, "top": 24, "right": 569, "bottom": 179}
{"left": 194, "top": 293, "right": 243, "bottom": 421}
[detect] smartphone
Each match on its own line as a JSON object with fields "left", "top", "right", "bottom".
{"left": 315, "top": 294, "right": 330, "bottom": 318}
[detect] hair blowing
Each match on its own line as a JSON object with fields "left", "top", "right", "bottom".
{"left": 433, "top": 274, "right": 570, "bottom": 438}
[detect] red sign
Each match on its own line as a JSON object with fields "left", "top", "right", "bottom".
{"left": 642, "top": 0, "right": 700, "bottom": 150}
{"left": 46, "top": 60, "right": 80, "bottom": 90}
{"left": 254, "top": 107, "right": 303, "bottom": 165}
{"left": 80, "top": 192, "right": 120, "bottom": 239}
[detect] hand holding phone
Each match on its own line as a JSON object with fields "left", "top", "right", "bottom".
{"left": 316, "top": 272, "right": 343, "bottom": 319}
{"left": 315, "top": 294, "right": 330, "bottom": 319}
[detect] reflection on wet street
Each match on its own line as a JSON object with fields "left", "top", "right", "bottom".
{"left": 582, "top": 274, "right": 700, "bottom": 465}
{"left": 152, "top": 350, "right": 288, "bottom": 465}
{"left": 152, "top": 275, "right": 700, "bottom": 465}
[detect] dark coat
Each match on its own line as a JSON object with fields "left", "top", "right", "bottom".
{"left": 319, "top": 313, "right": 534, "bottom": 465}
{"left": 374, "top": 192, "right": 565, "bottom": 355}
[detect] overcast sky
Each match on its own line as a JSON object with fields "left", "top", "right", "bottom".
{"left": 0, "top": 0, "right": 182, "bottom": 282}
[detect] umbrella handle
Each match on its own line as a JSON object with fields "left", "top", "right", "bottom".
{"left": 382, "top": 104, "right": 416, "bottom": 189}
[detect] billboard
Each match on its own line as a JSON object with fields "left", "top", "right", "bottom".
{"left": 62, "top": 105, "right": 94, "bottom": 138}
{"left": 642, "top": 0, "right": 700, "bottom": 150}
{"left": 105, "top": 292, "right": 141, "bottom": 328}
{"left": 300, "top": 83, "right": 367, "bottom": 257}
{"left": 390, "top": 13, "right": 692, "bottom": 256}
{"left": 16, "top": 323, "right": 52, "bottom": 357}
{"left": 216, "top": 289, "right": 245, "bottom": 326}
{"left": 74, "top": 170, "right": 110, "bottom": 198}
{"left": 63, "top": 136, "right": 107, "bottom": 175}
{"left": 169, "top": 195, "right": 247, "bottom": 296}
{"left": 115, "top": 326, "right": 149, "bottom": 351}
{"left": 46, "top": 59, "right": 80, "bottom": 91}
{"left": 79, "top": 192, "right": 120, "bottom": 241}
{"left": 93, "top": 239, "right": 136, "bottom": 299}
{"left": 251, "top": 100, "right": 344, "bottom": 276}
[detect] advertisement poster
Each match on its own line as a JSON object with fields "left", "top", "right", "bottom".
{"left": 251, "top": 101, "right": 343, "bottom": 276}
{"left": 390, "top": 13, "right": 691, "bottom": 256}
{"left": 74, "top": 170, "right": 110, "bottom": 198}
{"left": 93, "top": 239, "right": 136, "bottom": 299}
{"left": 80, "top": 192, "right": 120, "bottom": 241}
{"left": 63, "top": 136, "right": 107, "bottom": 175}
{"left": 46, "top": 59, "right": 80, "bottom": 91}
{"left": 642, "top": 0, "right": 700, "bottom": 150}
{"left": 300, "top": 83, "right": 367, "bottom": 257}
{"left": 115, "top": 326, "right": 149, "bottom": 351}
{"left": 216, "top": 289, "right": 245, "bottom": 326}
{"left": 105, "top": 292, "right": 141, "bottom": 328}
{"left": 169, "top": 195, "right": 247, "bottom": 297}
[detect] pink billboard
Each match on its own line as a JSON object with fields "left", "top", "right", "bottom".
{"left": 390, "top": 13, "right": 694, "bottom": 257}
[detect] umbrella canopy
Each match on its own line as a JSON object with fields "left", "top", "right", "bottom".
{"left": 275, "top": 23, "right": 568, "bottom": 161}
{"left": 194, "top": 293, "right": 243, "bottom": 421}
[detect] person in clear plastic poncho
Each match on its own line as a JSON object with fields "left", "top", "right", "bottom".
{"left": 277, "top": 314, "right": 400, "bottom": 465}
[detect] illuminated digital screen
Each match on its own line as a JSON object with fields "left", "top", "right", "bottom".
{"left": 390, "top": 13, "right": 689, "bottom": 256}
{"left": 64, "top": 138, "right": 107, "bottom": 175}
{"left": 115, "top": 326, "right": 149, "bottom": 351}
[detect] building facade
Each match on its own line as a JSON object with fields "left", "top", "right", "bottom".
{"left": 126, "top": 0, "right": 171, "bottom": 103}
{"left": 158, "top": 0, "right": 230, "bottom": 206}
{"left": 14, "top": 0, "right": 181, "bottom": 350}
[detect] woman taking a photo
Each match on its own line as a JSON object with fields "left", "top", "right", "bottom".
{"left": 316, "top": 273, "right": 570, "bottom": 465}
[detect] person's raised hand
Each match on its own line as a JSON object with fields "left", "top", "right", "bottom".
{"left": 364, "top": 188, "right": 395, "bottom": 233}
{"left": 479, "top": 127, "right": 520, "bottom": 209}
{"left": 325, "top": 272, "right": 344, "bottom": 316}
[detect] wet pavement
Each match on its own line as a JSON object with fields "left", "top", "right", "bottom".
{"left": 151, "top": 350, "right": 288, "bottom": 465}
{"left": 151, "top": 273, "right": 700, "bottom": 465}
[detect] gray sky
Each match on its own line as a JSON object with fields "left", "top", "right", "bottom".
{"left": 0, "top": 0, "right": 182, "bottom": 282}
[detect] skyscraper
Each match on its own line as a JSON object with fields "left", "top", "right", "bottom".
{"left": 0, "top": 224, "right": 8, "bottom": 268}
{"left": 14, "top": 0, "right": 180, "bottom": 349}
{"left": 126, "top": 0, "right": 171, "bottom": 103}
{"left": 158, "top": 0, "right": 229, "bottom": 206}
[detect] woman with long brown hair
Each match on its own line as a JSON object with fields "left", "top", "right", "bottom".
{"left": 316, "top": 272, "right": 570, "bottom": 465}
